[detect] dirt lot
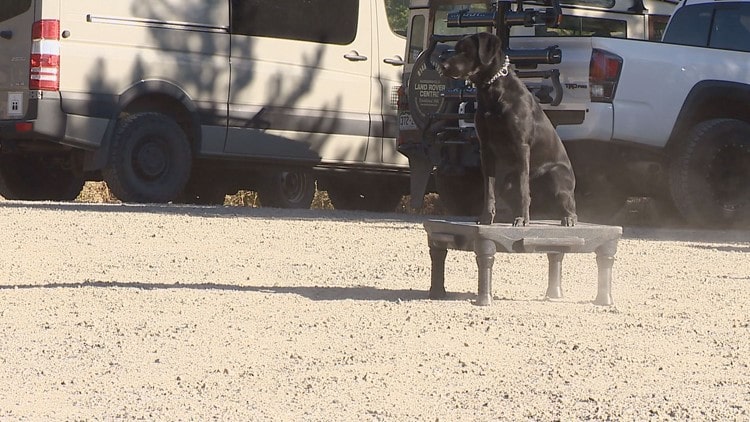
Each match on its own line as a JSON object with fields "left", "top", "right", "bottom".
{"left": 0, "top": 200, "right": 748, "bottom": 420}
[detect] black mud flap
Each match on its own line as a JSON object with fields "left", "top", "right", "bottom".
{"left": 407, "top": 153, "right": 434, "bottom": 209}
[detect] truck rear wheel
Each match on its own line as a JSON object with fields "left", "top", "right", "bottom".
{"left": 257, "top": 169, "right": 315, "bottom": 209}
{"left": 103, "top": 112, "right": 192, "bottom": 203}
{"left": 0, "top": 154, "right": 84, "bottom": 201}
{"left": 669, "top": 119, "right": 750, "bottom": 227}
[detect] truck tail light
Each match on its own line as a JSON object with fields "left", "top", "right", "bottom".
{"left": 589, "top": 49, "right": 622, "bottom": 103}
{"left": 30, "top": 19, "right": 61, "bottom": 91}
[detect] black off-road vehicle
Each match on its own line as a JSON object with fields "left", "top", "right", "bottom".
{"left": 397, "top": 0, "right": 568, "bottom": 216}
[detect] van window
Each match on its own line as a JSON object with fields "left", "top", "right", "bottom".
{"left": 231, "top": 0, "right": 358, "bottom": 45}
{"left": 0, "top": 0, "right": 31, "bottom": 23}
{"left": 386, "top": 0, "right": 409, "bottom": 36}
{"left": 536, "top": 15, "right": 627, "bottom": 37}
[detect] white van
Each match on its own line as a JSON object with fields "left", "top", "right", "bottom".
{"left": 0, "top": 0, "right": 409, "bottom": 210}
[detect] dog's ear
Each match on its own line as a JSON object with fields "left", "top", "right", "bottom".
{"left": 476, "top": 33, "right": 502, "bottom": 66}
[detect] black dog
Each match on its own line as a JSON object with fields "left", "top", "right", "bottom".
{"left": 440, "top": 32, "right": 577, "bottom": 227}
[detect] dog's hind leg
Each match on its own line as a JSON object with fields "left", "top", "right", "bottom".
{"left": 478, "top": 150, "right": 497, "bottom": 225}
{"left": 549, "top": 165, "right": 578, "bottom": 226}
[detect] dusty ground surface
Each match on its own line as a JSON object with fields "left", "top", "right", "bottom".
{"left": 0, "top": 200, "right": 748, "bottom": 420}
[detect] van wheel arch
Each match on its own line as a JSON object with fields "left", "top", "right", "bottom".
{"left": 90, "top": 82, "right": 203, "bottom": 172}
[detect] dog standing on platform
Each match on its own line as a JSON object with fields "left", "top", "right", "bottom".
{"left": 439, "top": 32, "right": 577, "bottom": 227}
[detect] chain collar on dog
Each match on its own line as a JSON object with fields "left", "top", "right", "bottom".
{"left": 485, "top": 55, "right": 511, "bottom": 86}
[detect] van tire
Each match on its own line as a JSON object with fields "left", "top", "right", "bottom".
{"left": 0, "top": 154, "right": 85, "bottom": 201}
{"left": 257, "top": 169, "right": 315, "bottom": 209}
{"left": 103, "top": 112, "right": 192, "bottom": 203}
{"left": 669, "top": 118, "right": 750, "bottom": 227}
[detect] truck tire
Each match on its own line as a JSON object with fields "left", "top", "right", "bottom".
{"left": 257, "top": 169, "right": 315, "bottom": 209}
{"left": 0, "top": 154, "right": 84, "bottom": 201}
{"left": 103, "top": 112, "right": 192, "bottom": 203}
{"left": 435, "top": 171, "right": 483, "bottom": 217}
{"left": 669, "top": 118, "right": 750, "bottom": 227}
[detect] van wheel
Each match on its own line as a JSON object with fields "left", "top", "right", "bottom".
{"left": 326, "top": 182, "right": 403, "bottom": 212}
{"left": 435, "top": 171, "right": 483, "bottom": 217}
{"left": 103, "top": 112, "right": 192, "bottom": 203}
{"left": 0, "top": 154, "right": 84, "bottom": 201}
{"left": 257, "top": 169, "right": 315, "bottom": 209}
{"left": 669, "top": 119, "right": 750, "bottom": 227}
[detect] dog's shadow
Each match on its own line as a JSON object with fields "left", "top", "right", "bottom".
{"left": 1, "top": 280, "right": 477, "bottom": 303}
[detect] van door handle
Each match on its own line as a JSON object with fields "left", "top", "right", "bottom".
{"left": 0, "top": 30, "right": 12, "bottom": 40}
{"left": 344, "top": 51, "right": 368, "bottom": 62}
{"left": 384, "top": 56, "right": 404, "bottom": 66}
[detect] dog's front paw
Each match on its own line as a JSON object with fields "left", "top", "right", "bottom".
{"left": 512, "top": 217, "right": 527, "bottom": 227}
{"left": 478, "top": 212, "right": 494, "bottom": 225}
{"left": 561, "top": 216, "right": 577, "bottom": 227}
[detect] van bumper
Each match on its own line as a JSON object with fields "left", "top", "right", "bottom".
{"left": 0, "top": 92, "right": 109, "bottom": 151}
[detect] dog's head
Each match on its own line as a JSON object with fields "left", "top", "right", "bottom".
{"left": 439, "top": 32, "right": 504, "bottom": 82}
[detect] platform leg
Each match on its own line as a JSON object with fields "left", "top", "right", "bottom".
{"left": 474, "top": 239, "right": 496, "bottom": 306}
{"left": 594, "top": 240, "right": 618, "bottom": 306}
{"left": 546, "top": 253, "right": 564, "bottom": 300}
{"left": 429, "top": 245, "right": 448, "bottom": 299}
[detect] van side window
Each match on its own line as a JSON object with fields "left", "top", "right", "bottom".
{"left": 0, "top": 0, "right": 31, "bottom": 22}
{"left": 231, "top": 0, "right": 358, "bottom": 45}
{"left": 385, "top": 0, "right": 409, "bottom": 36}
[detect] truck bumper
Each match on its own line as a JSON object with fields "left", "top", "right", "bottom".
{"left": 556, "top": 103, "right": 614, "bottom": 143}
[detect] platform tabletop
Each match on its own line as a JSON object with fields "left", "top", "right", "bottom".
{"left": 423, "top": 220, "right": 622, "bottom": 254}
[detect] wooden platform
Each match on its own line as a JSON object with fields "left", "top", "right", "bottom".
{"left": 423, "top": 220, "right": 623, "bottom": 306}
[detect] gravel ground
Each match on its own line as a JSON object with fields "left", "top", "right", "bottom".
{"left": 0, "top": 200, "right": 748, "bottom": 420}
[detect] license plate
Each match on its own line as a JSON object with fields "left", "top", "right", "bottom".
{"left": 399, "top": 112, "right": 416, "bottom": 130}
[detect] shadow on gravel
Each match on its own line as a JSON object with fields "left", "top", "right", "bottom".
{"left": 0, "top": 200, "right": 450, "bottom": 225}
{"left": 0, "top": 280, "right": 476, "bottom": 303}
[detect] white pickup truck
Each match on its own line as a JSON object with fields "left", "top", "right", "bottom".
{"left": 399, "top": 0, "right": 750, "bottom": 227}
{"left": 529, "top": 0, "right": 750, "bottom": 228}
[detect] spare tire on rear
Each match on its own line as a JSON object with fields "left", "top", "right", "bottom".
{"left": 407, "top": 44, "right": 460, "bottom": 129}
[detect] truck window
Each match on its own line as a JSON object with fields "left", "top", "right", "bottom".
{"left": 560, "top": 0, "right": 615, "bottom": 8}
{"left": 0, "top": 0, "right": 31, "bottom": 22}
{"left": 535, "top": 15, "right": 627, "bottom": 37}
{"left": 386, "top": 0, "right": 410, "bottom": 36}
{"left": 662, "top": 4, "right": 713, "bottom": 47}
{"left": 230, "top": 0, "right": 358, "bottom": 45}
{"left": 408, "top": 15, "right": 426, "bottom": 62}
{"left": 710, "top": 7, "right": 750, "bottom": 53}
